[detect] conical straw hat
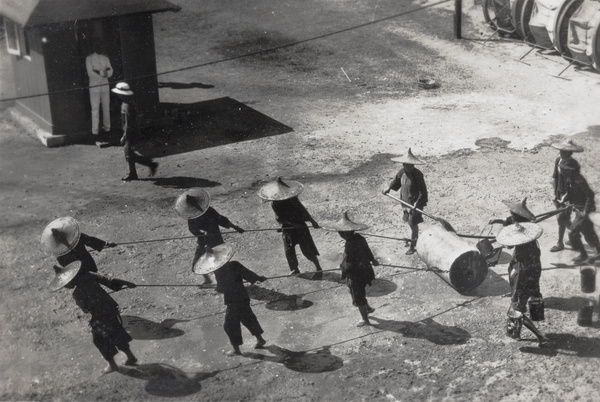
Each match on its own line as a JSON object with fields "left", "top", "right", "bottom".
{"left": 321, "top": 211, "right": 369, "bottom": 232}
{"left": 193, "top": 244, "right": 235, "bottom": 275}
{"left": 390, "top": 148, "right": 426, "bottom": 165}
{"left": 257, "top": 177, "right": 304, "bottom": 201}
{"left": 40, "top": 217, "right": 81, "bottom": 257}
{"left": 496, "top": 222, "right": 543, "bottom": 246}
{"left": 503, "top": 197, "right": 535, "bottom": 221}
{"left": 174, "top": 188, "right": 211, "bottom": 219}
{"left": 551, "top": 139, "right": 584, "bottom": 152}
{"left": 49, "top": 261, "right": 82, "bottom": 292}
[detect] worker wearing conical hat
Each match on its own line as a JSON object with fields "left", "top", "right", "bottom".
{"left": 550, "top": 139, "right": 583, "bottom": 252}
{"left": 194, "top": 244, "right": 268, "bottom": 356}
{"left": 489, "top": 197, "right": 536, "bottom": 227}
{"left": 382, "top": 148, "right": 428, "bottom": 255}
{"left": 41, "top": 217, "right": 117, "bottom": 273}
{"left": 322, "top": 211, "right": 379, "bottom": 327}
{"left": 496, "top": 215, "right": 548, "bottom": 347}
{"left": 49, "top": 261, "right": 138, "bottom": 374}
{"left": 175, "top": 188, "right": 245, "bottom": 285}
{"left": 553, "top": 159, "right": 600, "bottom": 263}
{"left": 259, "top": 177, "right": 322, "bottom": 275}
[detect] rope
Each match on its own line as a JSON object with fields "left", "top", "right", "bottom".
{"left": 359, "top": 232, "right": 412, "bottom": 242}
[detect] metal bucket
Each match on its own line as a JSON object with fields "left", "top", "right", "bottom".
{"left": 528, "top": 297, "right": 545, "bottom": 321}
{"left": 417, "top": 225, "right": 489, "bottom": 293}
{"left": 577, "top": 299, "right": 594, "bottom": 327}
{"left": 580, "top": 266, "right": 596, "bottom": 293}
{"left": 476, "top": 238, "right": 495, "bottom": 258}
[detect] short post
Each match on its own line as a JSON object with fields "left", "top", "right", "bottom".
{"left": 454, "top": 0, "right": 462, "bottom": 39}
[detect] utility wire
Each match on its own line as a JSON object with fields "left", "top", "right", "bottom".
{"left": 0, "top": 0, "right": 451, "bottom": 104}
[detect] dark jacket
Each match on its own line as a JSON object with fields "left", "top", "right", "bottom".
{"left": 553, "top": 156, "right": 580, "bottom": 199}
{"left": 340, "top": 233, "right": 376, "bottom": 286}
{"left": 70, "top": 272, "right": 123, "bottom": 319}
{"left": 271, "top": 197, "right": 315, "bottom": 228}
{"left": 188, "top": 207, "right": 233, "bottom": 248}
{"left": 214, "top": 261, "right": 262, "bottom": 304}
{"left": 56, "top": 233, "right": 108, "bottom": 273}
{"left": 389, "top": 168, "right": 428, "bottom": 209}
{"left": 564, "top": 173, "right": 596, "bottom": 214}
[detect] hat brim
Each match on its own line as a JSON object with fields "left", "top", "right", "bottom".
{"left": 390, "top": 156, "right": 426, "bottom": 165}
{"left": 41, "top": 217, "right": 81, "bottom": 257}
{"left": 496, "top": 222, "right": 543, "bottom": 246}
{"left": 321, "top": 220, "right": 369, "bottom": 232}
{"left": 257, "top": 180, "right": 304, "bottom": 201}
{"left": 49, "top": 261, "right": 82, "bottom": 292}
{"left": 193, "top": 244, "right": 235, "bottom": 275}
{"left": 111, "top": 88, "right": 134, "bottom": 96}
{"left": 551, "top": 142, "right": 584, "bottom": 152}
{"left": 174, "top": 189, "right": 211, "bottom": 219}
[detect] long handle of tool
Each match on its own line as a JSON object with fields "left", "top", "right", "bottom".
{"left": 115, "top": 227, "right": 286, "bottom": 246}
{"left": 265, "top": 268, "right": 341, "bottom": 280}
{"left": 384, "top": 193, "right": 433, "bottom": 219}
{"left": 379, "top": 263, "right": 424, "bottom": 271}
{"left": 359, "top": 232, "right": 412, "bottom": 242}
{"left": 533, "top": 208, "right": 569, "bottom": 223}
{"left": 456, "top": 234, "right": 496, "bottom": 240}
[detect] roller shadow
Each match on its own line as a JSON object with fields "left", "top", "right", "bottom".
{"left": 465, "top": 269, "right": 511, "bottom": 297}
{"left": 121, "top": 316, "right": 188, "bottom": 340}
{"left": 144, "top": 176, "right": 221, "bottom": 189}
{"left": 520, "top": 333, "right": 600, "bottom": 358}
{"left": 243, "top": 345, "right": 343, "bottom": 373}
{"left": 246, "top": 284, "right": 313, "bottom": 311}
{"left": 136, "top": 97, "right": 293, "bottom": 158}
{"left": 119, "top": 363, "right": 217, "bottom": 397}
{"left": 370, "top": 317, "right": 471, "bottom": 345}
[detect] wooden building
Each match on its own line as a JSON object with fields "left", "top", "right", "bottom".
{"left": 0, "top": 0, "right": 180, "bottom": 146}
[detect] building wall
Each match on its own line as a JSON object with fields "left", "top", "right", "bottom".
{"left": 12, "top": 27, "right": 53, "bottom": 133}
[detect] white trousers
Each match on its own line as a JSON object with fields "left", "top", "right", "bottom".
{"left": 90, "top": 89, "right": 111, "bottom": 134}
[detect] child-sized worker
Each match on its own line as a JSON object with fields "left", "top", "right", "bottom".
{"left": 322, "top": 211, "right": 379, "bottom": 327}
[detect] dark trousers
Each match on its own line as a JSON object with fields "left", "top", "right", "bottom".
{"left": 282, "top": 230, "right": 319, "bottom": 272}
{"left": 90, "top": 314, "right": 132, "bottom": 360}
{"left": 124, "top": 142, "right": 154, "bottom": 178}
{"left": 224, "top": 299, "right": 263, "bottom": 347}
{"left": 569, "top": 217, "right": 600, "bottom": 253}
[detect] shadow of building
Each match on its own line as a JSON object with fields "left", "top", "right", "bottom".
{"left": 135, "top": 97, "right": 293, "bottom": 158}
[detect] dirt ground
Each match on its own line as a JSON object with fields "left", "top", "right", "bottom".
{"left": 2, "top": 0, "right": 600, "bottom": 400}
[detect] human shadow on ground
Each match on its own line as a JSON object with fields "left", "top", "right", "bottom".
{"left": 158, "top": 82, "right": 215, "bottom": 89}
{"left": 141, "top": 176, "right": 221, "bottom": 189}
{"left": 136, "top": 97, "right": 293, "bottom": 158}
{"left": 246, "top": 284, "right": 313, "bottom": 311}
{"left": 544, "top": 296, "right": 597, "bottom": 312}
{"left": 519, "top": 333, "right": 600, "bottom": 358}
{"left": 121, "top": 316, "right": 188, "bottom": 340}
{"left": 243, "top": 345, "right": 343, "bottom": 373}
{"left": 119, "top": 363, "right": 217, "bottom": 397}
{"left": 370, "top": 317, "right": 471, "bottom": 345}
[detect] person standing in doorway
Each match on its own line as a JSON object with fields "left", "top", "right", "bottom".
{"left": 86, "top": 41, "right": 113, "bottom": 139}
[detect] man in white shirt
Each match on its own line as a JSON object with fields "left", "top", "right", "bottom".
{"left": 85, "top": 42, "right": 113, "bottom": 136}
